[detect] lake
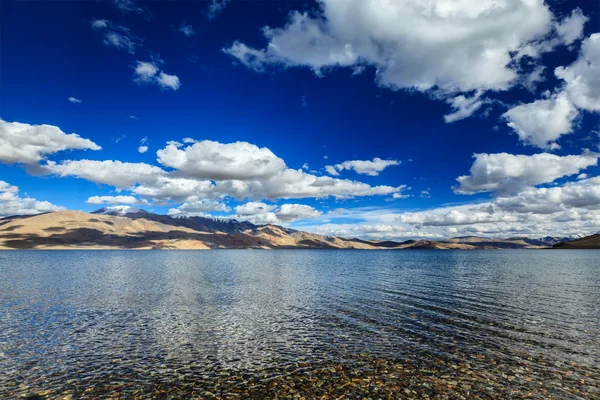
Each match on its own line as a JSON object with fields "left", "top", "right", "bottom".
{"left": 0, "top": 250, "right": 598, "bottom": 398}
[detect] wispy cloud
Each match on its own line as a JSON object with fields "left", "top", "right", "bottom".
{"left": 111, "top": 0, "right": 149, "bottom": 17}
{"left": 178, "top": 23, "right": 195, "bottom": 37}
{"left": 68, "top": 97, "right": 82, "bottom": 103}
{"left": 91, "top": 19, "right": 141, "bottom": 54}
{"left": 208, "top": 0, "right": 231, "bottom": 20}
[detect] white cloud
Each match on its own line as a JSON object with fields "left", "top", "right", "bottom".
{"left": 555, "top": 33, "right": 600, "bottom": 112}
{"left": 157, "top": 140, "right": 287, "bottom": 180}
{"left": 86, "top": 195, "right": 139, "bottom": 205}
{"left": 166, "top": 141, "right": 183, "bottom": 148}
{"left": 300, "top": 175, "right": 600, "bottom": 239}
{"left": 325, "top": 165, "right": 339, "bottom": 176}
{"left": 455, "top": 151, "right": 599, "bottom": 195}
{"left": 112, "top": 0, "right": 145, "bottom": 15}
{"left": 182, "top": 138, "right": 196, "bottom": 144}
{"left": 248, "top": 169, "right": 404, "bottom": 200}
{"left": 235, "top": 201, "right": 276, "bottom": 216}
{"left": 68, "top": 97, "right": 82, "bottom": 104}
{"left": 139, "top": 136, "right": 147, "bottom": 144}
{"left": 133, "top": 61, "right": 181, "bottom": 91}
{"left": 0, "top": 180, "right": 64, "bottom": 217}
{"left": 223, "top": 0, "right": 557, "bottom": 96}
{"left": 494, "top": 177, "right": 600, "bottom": 214}
{"left": 131, "top": 176, "right": 215, "bottom": 202}
{"left": 208, "top": 0, "right": 231, "bottom": 19}
{"left": 503, "top": 92, "right": 579, "bottom": 149}
{"left": 41, "top": 137, "right": 405, "bottom": 205}
{"left": 134, "top": 61, "right": 159, "bottom": 82}
{"left": 92, "top": 20, "right": 140, "bottom": 54}
{"left": 276, "top": 203, "right": 321, "bottom": 222}
{"left": 41, "top": 160, "right": 165, "bottom": 189}
{"left": 503, "top": 33, "right": 599, "bottom": 148}
{"left": 326, "top": 157, "right": 400, "bottom": 176}
{"left": 104, "top": 32, "right": 137, "bottom": 54}
{"left": 179, "top": 24, "right": 195, "bottom": 37}
{"left": 392, "top": 191, "right": 410, "bottom": 199}
{"left": 157, "top": 72, "right": 181, "bottom": 91}
{"left": 91, "top": 19, "right": 109, "bottom": 29}
{"left": 167, "top": 196, "right": 230, "bottom": 216}
{"left": 555, "top": 8, "right": 588, "bottom": 46}
{"left": 231, "top": 201, "right": 321, "bottom": 224}
{"left": 0, "top": 181, "right": 18, "bottom": 194}
{"left": 0, "top": 119, "right": 101, "bottom": 165}
{"left": 138, "top": 145, "right": 148, "bottom": 154}
{"left": 396, "top": 177, "right": 600, "bottom": 236}
{"left": 444, "top": 91, "right": 486, "bottom": 123}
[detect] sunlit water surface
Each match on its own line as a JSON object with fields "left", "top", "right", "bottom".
{"left": 0, "top": 250, "right": 598, "bottom": 398}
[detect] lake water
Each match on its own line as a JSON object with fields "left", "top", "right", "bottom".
{"left": 0, "top": 250, "right": 598, "bottom": 398}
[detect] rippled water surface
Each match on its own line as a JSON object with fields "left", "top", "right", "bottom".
{"left": 1, "top": 250, "right": 599, "bottom": 399}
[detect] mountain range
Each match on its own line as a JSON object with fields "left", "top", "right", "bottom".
{"left": 0, "top": 208, "right": 598, "bottom": 250}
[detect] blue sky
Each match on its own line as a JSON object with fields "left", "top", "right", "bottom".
{"left": 1, "top": 0, "right": 600, "bottom": 239}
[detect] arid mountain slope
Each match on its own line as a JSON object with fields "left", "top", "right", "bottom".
{"left": 553, "top": 234, "right": 600, "bottom": 249}
{"left": 0, "top": 211, "right": 384, "bottom": 250}
{"left": 0, "top": 210, "right": 570, "bottom": 250}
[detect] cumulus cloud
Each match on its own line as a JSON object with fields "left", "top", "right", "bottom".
{"left": 455, "top": 152, "right": 599, "bottom": 195}
{"left": 555, "top": 33, "right": 600, "bottom": 112}
{"left": 178, "top": 23, "right": 195, "bottom": 37}
{"left": 86, "top": 195, "right": 140, "bottom": 205}
{"left": 504, "top": 33, "right": 599, "bottom": 148}
{"left": 300, "top": 174, "right": 600, "bottom": 240}
{"left": 138, "top": 146, "right": 148, "bottom": 153}
{"left": 555, "top": 8, "right": 588, "bottom": 46}
{"left": 326, "top": 157, "right": 400, "bottom": 176}
{"left": 503, "top": 92, "right": 579, "bottom": 149}
{"left": 133, "top": 61, "right": 181, "bottom": 91}
{"left": 68, "top": 97, "right": 82, "bottom": 104}
{"left": 167, "top": 196, "right": 230, "bottom": 216}
{"left": 494, "top": 177, "right": 600, "bottom": 214}
{"left": 224, "top": 0, "right": 560, "bottom": 96}
{"left": 157, "top": 140, "right": 287, "bottom": 180}
{"left": 40, "top": 160, "right": 165, "bottom": 189}
{"left": 0, "top": 180, "right": 64, "bottom": 217}
{"left": 0, "top": 119, "right": 101, "bottom": 165}
{"left": 231, "top": 201, "right": 321, "bottom": 224}
{"left": 39, "top": 136, "right": 405, "bottom": 206}
{"left": 156, "top": 72, "right": 181, "bottom": 91}
{"left": 394, "top": 177, "right": 600, "bottom": 237}
{"left": 134, "top": 61, "right": 159, "bottom": 82}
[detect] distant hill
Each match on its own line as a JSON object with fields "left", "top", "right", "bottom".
{"left": 0, "top": 210, "right": 561, "bottom": 250}
{"left": 552, "top": 234, "right": 600, "bottom": 249}
{"left": 536, "top": 235, "right": 582, "bottom": 245}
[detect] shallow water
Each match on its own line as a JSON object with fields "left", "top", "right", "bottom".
{"left": 0, "top": 250, "right": 598, "bottom": 398}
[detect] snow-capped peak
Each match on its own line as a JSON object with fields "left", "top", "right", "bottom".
{"left": 92, "top": 206, "right": 144, "bottom": 216}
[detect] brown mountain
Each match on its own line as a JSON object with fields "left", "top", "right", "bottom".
{"left": 0, "top": 210, "right": 555, "bottom": 250}
{"left": 552, "top": 234, "right": 600, "bottom": 249}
